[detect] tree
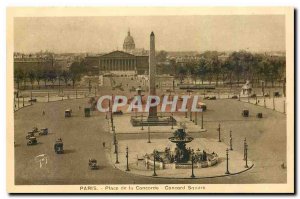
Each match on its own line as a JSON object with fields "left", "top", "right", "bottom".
{"left": 156, "top": 51, "right": 168, "bottom": 63}
{"left": 196, "top": 58, "right": 207, "bottom": 85}
{"left": 70, "top": 72, "right": 81, "bottom": 88}
{"left": 186, "top": 62, "right": 197, "bottom": 84}
{"left": 28, "top": 70, "right": 36, "bottom": 89}
{"left": 61, "top": 70, "right": 71, "bottom": 86}
{"left": 47, "top": 70, "right": 57, "bottom": 87}
{"left": 177, "top": 65, "right": 187, "bottom": 84}
{"left": 42, "top": 69, "right": 48, "bottom": 88}
{"left": 14, "top": 69, "right": 25, "bottom": 90}
{"left": 35, "top": 69, "right": 44, "bottom": 89}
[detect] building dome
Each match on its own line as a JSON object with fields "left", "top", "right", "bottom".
{"left": 123, "top": 30, "right": 135, "bottom": 51}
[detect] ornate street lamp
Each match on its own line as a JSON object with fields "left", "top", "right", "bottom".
{"left": 115, "top": 141, "right": 119, "bottom": 164}
{"left": 218, "top": 123, "right": 221, "bottom": 142}
{"left": 171, "top": 113, "right": 174, "bottom": 129}
{"left": 243, "top": 138, "right": 247, "bottom": 160}
{"left": 152, "top": 149, "right": 157, "bottom": 176}
{"left": 190, "top": 155, "right": 195, "bottom": 178}
{"left": 225, "top": 148, "right": 230, "bottom": 174}
{"left": 126, "top": 146, "right": 130, "bottom": 171}
{"left": 147, "top": 125, "right": 151, "bottom": 143}
{"left": 229, "top": 130, "right": 233, "bottom": 151}
{"left": 245, "top": 143, "right": 249, "bottom": 168}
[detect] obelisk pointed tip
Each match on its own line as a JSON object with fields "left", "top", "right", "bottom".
{"left": 150, "top": 31, "right": 155, "bottom": 36}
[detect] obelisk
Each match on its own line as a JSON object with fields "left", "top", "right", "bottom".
{"left": 148, "top": 31, "right": 158, "bottom": 120}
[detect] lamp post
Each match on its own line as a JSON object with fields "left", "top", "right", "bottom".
{"left": 255, "top": 95, "right": 258, "bottom": 105}
{"left": 141, "top": 113, "right": 144, "bottom": 130}
{"left": 185, "top": 111, "right": 187, "bottom": 118}
{"left": 218, "top": 123, "right": 221, "bottom": 142}
{"left": 195, "top": 111, "right": 198, "bottom": 125}
{"left": 126, "top": 146, "right": 130, "bottom": 171}
{"left": 48, "top": 92, "right": 49, "bottom": 102}
{"left": 171, "top": 113, "right": 174, "bottom": 129}
{"left": 273, "top": 95, "right": 275, "bottom": 110}
{"left": 225, "top": 148, "right": 230, "bottom": 174}
{"left": 283, "top": 100, "right": 286, "bottom": 114}
{"left": 229, "top": 130, "right": 233, "bottom": 151}
{"left": 30, "top": 91, "right": 33, "bottom": 105}
{"left": 113, "top": 126, "right": 116, "bottom": 146}
{"left": 190, "top": 109, "right": 192, "bottom": 121}
{"left": 22, "top": 97, "right": 24, "bottom": 107}
{"left": 190, "top": 155, "right": 195, "bottom": 178}
{"left": 115, "top": 141, "right": 119, "bottom": 164}
{"left": 201, "top": 111, "right": 204, "bottom": 130}
{"left": 243, "top": 138, "right": 247, "bottom": 160}
{"left": 245, "top": 143, "right": 249, "bottom": 168}
{"left": 75, "top": 89, "right": 77, "bottom": 99}
{"left": 147, "top": 125, "right": 151, "bottom": 143}
{"left": 152, "top": 150, "right": 157, "bottom": 176}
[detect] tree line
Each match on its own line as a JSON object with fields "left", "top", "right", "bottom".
{"left": 14, "top": 61, "right": 86, "bottom": 90}
{"left": 172, "top": 51, "right": 286, "bottom": 88}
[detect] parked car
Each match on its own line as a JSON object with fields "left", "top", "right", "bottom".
{"left": 39, "top": 128, "right": 48, "bottom": 136}
{"left": 54, "top": 138, "right": 64, "bottom": 154}
{"left": 88, "top": 159, "right": 99, "bottom": 170}
{"left": 242, "top": 110, "right": 249, "bottom": 117}
{"left": 27, "top": 137, "right": 37, "bottom": 146}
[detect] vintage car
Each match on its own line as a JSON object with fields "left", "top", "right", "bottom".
{"left": 39, "top": 128, "right": 48, "bottom": 135}
{"left": 257, "top": 113, "right": 263, "bottom": 118}
{"left": 84, "top": 108, "right": 91, "bottom": 117}
{"left": 231, "top": 95, "right": 238, "bottom": 99}
{"left": 65, "top": 109, "right": 72, "bottom": 117}
{"left": 26, "top": 131, "right": 35, "bottom": 139}
{"left": 32, "top": 127, "right": 39, "bottom": 133}
{"left": 28, "top": 98, "right": 37, "bottom": 102}
{"left": 88, "top": 159, "right": 99, "bottom": 170}
{"left": 113, "top": 110, "right": 123, "bottom": 115}
{"left": 54, "top": 138, "right": 64, "bottom": 154}
{"left": 242, "top": 109, "right": 249, "bottom": 117}
{"left": 197, "top": 102, "right": 207, "bottom": 111}
{"left": 27, "top": 137, "right": 37, "bottom": 146}
{"left": 274, "top": 92, "right": 281, "bottom": 97}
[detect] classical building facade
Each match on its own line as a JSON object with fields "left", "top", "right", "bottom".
{"left": 85, "top": 50, "right": 148, "bottom": 75}
{"left": 84, "top": 30, "right": 148, "bottom": 75}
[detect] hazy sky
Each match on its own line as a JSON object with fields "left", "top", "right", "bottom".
{"left": 14, "top": 15, "right": 285, "bottom": 53}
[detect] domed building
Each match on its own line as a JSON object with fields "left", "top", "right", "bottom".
{"left": 123, "top": 30, "right": 135, "bottom": 52}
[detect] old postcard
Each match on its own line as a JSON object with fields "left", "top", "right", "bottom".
{"left": 7, "top": 7, "right": 294, "bottom": 193}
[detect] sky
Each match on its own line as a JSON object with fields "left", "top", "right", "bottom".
{"left": 14, "top": 15, "right": 285, "bottom": 53}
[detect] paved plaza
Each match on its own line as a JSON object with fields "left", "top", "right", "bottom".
{"left": 14, "top": 95, "right": 287, "bottom": 184}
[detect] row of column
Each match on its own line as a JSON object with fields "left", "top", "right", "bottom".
{"left": 99, "top": 58, "right": 136, "bottom": 71}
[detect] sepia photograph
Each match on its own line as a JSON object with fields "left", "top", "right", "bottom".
{"left": 6, "top": 7, "right": 294, "bottom": 193}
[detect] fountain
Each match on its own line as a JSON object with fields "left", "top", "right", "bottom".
{"left": 168, "top": 128, "right": 194, "bottom": 163}
{"left": 144, "top": 128, "right": 219, "bottom": 169}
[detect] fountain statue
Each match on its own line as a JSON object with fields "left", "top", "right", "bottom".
{"left": 168, "top": 129, "right": 194, "bottom": 163}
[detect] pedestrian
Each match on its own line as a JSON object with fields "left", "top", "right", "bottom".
{"left": 42, "top": 110, "right": 45, "bottom": 116}
{"left": 102, "top": 142, "right": 106, "bottom": 148}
